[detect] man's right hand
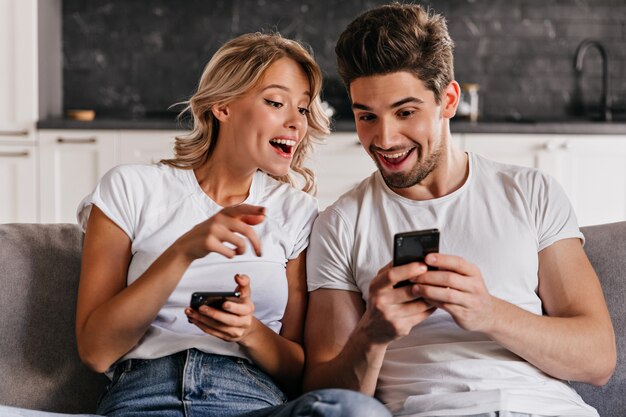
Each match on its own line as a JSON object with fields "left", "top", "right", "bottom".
{"left": 361, "top": 262, "right": 436, "bottom": 345}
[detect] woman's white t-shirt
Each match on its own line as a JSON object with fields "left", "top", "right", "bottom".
{"left": 78, "top": 163, "right": 318, "bottom": 365}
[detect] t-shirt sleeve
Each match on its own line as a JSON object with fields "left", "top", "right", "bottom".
{"left": 534, "top": 173, "right": 584, "bottom": 252}
{"left": 306, "top": 206, "right": 360, "bottom": 292}
{"left": 287, "top": 197, "right": 319, "bottom": 260}
{"left": 76, "top": 165, "right": 139, "bottom": 240}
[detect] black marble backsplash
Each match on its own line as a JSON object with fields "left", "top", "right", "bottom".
{"left": 62, "top": 0, "right": 626, "bottom": 121}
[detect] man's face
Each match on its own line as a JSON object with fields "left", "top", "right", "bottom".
{"left": 350, "top": 71, "right": 454, "bottom": 190}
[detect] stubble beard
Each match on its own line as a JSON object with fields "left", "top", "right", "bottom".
{"left": 374, "top": 144, "right": 443, "bottom": 189}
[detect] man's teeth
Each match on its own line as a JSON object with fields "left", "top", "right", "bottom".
{"left": 270, "top": 139, "right": 296, "bottom": 147}
{"left": 382, "top": 150, "right": 410, "bottom": 159}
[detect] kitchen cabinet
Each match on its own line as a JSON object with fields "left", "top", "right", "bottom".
{"left": 307, "top": 132, "right": 377, "bottom": 209}
{"left": 0, "top": 0, "right": 37, "bottom": 136}
{"left": 37, "top": 129, "right": 179, "bottom": 223}
{"left": 556, "top": 136, "right": 626, "bottom": 227}
{"left": 0, "top": 0, "right": 39, "bottom": 223}
{"left": 38, "top": 130, "right": 117, "bottom": 223}
{"left": 117, "top": 130, "right": 177, "bottom": 165}
{"left": 0, "top": 141, "right": 37, "bottom": 223}
{"left": 462, "top": 133, "right": 626, "bottom": 226}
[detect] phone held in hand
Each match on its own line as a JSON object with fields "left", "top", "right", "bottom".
{"left": 392, "top": 228, "right": 440, "bottom": 288}
{"left": 190, "top": 291, "right": 241, "bottom": 310}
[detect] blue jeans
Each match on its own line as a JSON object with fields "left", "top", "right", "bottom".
{"left": 0, "top": 349, "right": 389, "bottom": 417}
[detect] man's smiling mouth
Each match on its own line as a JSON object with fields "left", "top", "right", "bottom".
{"left": 376, "top": 147, "right": 415, "bottom": 165}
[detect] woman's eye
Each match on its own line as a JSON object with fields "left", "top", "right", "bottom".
{"left": 298, "top": 107, "right": 310, "bottom": 116}
{"left": 265, "top": 99, "right": 283, "bottom": 108}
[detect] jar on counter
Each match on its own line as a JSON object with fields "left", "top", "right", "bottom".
{"left": 457, "top": 83, "right": 480, "bottom": 122}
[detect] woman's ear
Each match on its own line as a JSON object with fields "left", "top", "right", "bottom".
{"left": 441, "top": 81, "right": 460, "bottom": 119}
{"left": 211, "top": 102, "right": 230, "bottom": 122}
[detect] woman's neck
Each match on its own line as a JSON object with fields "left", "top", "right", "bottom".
{"left": 194, "top": 156, "right": 256, "bottom": 207}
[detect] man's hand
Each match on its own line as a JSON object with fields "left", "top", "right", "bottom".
{"left": 412, "top": 253, "right": 496, "bottom": 332}
{"left": 362, "top": 262, "right": 436, "bottom": 345}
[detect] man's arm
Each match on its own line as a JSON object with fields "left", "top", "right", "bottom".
{"left": 414, "top": 238, "right": 616, "bottom": 385}
{"left": 303, "top": 264, "right": 435, "bottom": 395}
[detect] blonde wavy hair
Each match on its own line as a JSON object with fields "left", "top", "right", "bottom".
{"left": 162, "top": 32, "right": 330, "bottom": 194}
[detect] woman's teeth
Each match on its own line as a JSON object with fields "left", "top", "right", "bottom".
{"left": 270, "top": 138, "right": 296, "bottom": 154}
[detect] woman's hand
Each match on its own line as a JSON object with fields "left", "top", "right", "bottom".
{"left": 175, "top": 204, "right": 266, "bottom": 262}
{"left": 185, "top": 274, "right": 258, "bottom": 343}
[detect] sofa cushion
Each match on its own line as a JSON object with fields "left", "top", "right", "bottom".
{"left": 572, "top": 221, "right": 626, "bottom": 417}
{"left": 0, "top": 223, "right": 107, "bottom": 413}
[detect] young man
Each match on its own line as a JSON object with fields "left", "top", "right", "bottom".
{"left": 303, "top": 4, "right": 616, "bottom": 417}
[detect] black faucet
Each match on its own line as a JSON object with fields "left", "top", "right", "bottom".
{"left": 574, "top": 39, "right": 611, "bottom": 122}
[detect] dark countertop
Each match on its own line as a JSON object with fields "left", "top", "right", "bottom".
{"left": 38, "top": 117, "right": 626, "bottom": 135}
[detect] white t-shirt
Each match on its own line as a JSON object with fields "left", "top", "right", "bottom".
{"left": 78, "top": 163, "right": 318, "bottom": 365}
{"left": 307, "top": 153, "right": 598, "bottom": 417}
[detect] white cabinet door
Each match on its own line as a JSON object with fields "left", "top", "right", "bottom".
{"left": 0, "top": 0, "right": 37, "bottom": 134}
{"left": 307, "top": 133, "right": 377, "bottom": 209}
{"left": 117, "top": 130, "right": 177, "bottom": 165}
{"left": 558, "top": 136, "right": 626, "bottom": 227}
{"left": 462, "top": 133, "right": 567, "bottom": 177}
{"left": 0, "top": 143, "right": 37, "bottom": 222}
{"left": 38, "top": 130, "right": 117, "bottom": 223}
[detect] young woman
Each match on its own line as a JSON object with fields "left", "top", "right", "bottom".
{"left": 69, "top": 32, "right": 390, "bottom": 417}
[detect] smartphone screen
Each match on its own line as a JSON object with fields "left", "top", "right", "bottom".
{"left": 190, "top": 291, "right": 241, "bottom": 310}
{"left": 393, "top": 228, "right": 440, "bottom": 288}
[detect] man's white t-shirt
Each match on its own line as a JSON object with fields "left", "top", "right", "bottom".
{"left": 307, "top": 153, "right": 598, "bottom": 417}
{"left": 78, "top": 163, "right": 318, "bottom": 366}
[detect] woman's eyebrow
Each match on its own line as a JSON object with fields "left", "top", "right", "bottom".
{"left": 262, "top": 84, "right": 311, "bottom": 97}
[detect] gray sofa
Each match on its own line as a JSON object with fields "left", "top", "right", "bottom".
{"left": 0, "top": 222, "right": 624, "bottom": 416}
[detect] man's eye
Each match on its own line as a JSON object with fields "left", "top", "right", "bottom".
{"left": 399, "top": 110, "right": 415, "bottom": 118}
{"left": 265, "top": 99, "right": 283, "bottom": 108}
{"left": 298, "top": 107, "right": 310, "bottom": 116}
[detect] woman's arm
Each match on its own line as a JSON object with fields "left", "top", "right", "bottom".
{"left": 186, "top": 251, "right": 308, "bottom": 396}
{"left": 76, "top": 204, "right": 266, "bottom": 373}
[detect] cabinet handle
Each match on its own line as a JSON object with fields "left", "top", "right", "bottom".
{"left": 57, "top": 137, "right": 97, "bottom": 144}
{"left": 0, "top": 130, "right": 29, "bottom": 136}
{"left": 0, "top": 150, "right": 30, "bottom": 157}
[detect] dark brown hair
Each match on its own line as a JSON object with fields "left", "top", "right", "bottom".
{"left": 335, "top": 3, "right": 454, "bottom": 103}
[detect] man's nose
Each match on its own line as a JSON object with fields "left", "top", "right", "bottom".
{"left": 373, "top": 118, "right": 398, "bottom": 149}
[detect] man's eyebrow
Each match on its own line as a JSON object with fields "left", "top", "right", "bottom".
{"left": 262, "top": 84, "right": 311, "bottom": 97}
{"left": 352, "top": 97, "right": 424, "bottom": 110}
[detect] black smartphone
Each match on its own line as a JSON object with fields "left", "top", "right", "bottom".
{"left": 190, "top": 291, "right": 241, "bottom": 310}
{"left": 392, "top": 228, "right": 440, "bottom": 288}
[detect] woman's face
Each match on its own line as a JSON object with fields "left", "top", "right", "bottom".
{"left": 217, "top": 57, "right": 311, "bottom": 177}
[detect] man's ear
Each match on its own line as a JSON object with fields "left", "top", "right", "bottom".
{"left": 211, "top": 102, "right": 230, "bottom": 122}
{"left": 441, "top": 81, "right": 460, "bottom": 119}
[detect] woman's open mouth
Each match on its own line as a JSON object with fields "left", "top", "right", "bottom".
{"left": 270, "top": 138, "right": 297, "bottom": 158}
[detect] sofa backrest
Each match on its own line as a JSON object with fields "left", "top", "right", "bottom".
{"left": 572, "top": 221, "right": 626, "bottom": 417}
{"left": 0, "top": 223, "right": 107, "bottom": 413}
{"left": 0, "top": 222, "right": 624, "bottom": 414}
